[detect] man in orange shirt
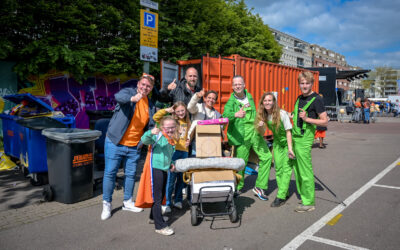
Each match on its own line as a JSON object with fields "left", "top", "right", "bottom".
{"left": 101, "top": 74, "right": 156, "bottom": 220}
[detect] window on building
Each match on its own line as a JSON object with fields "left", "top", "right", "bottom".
{"left": 297, "top": 57, "right": 304, "bottom": 67}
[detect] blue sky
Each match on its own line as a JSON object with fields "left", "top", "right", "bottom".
{"left": 244, "top": 0, "right": 400, "bottom": 70}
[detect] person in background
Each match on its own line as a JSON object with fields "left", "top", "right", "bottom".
{"left": 393, "top": 100, "right": 400, "bottom": 117}
{"left": 353, "top": 97, "right": 362, "bottom": 123}
{"left": 101, "top": 73, "right": 156, "bottom": 220}
{"left": 223, "top": 75, "right": 272, "bottom": 201}
{"left": 314, "top": 94, "right": 328, "bottom": 148}
{"left": 153, "top": 102, "right": 191, "bottom": 213}
{"left": 141, "top": 116, "right": 178, "bottom": 236}
{"left": 255, "top": 92, "right": 295, "bottom": 207}
{"left": 370, "top": 100, "right": 376, "bottom": 122}
{"left": 291, "top": 71, "right": 328, "bottom": 213}
{"left": 363, "top": 98, "right": 371, "bottom": 124}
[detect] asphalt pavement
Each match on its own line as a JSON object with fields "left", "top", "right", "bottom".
{"left": 0, "top": 117, "right": 399, "bottom": 250}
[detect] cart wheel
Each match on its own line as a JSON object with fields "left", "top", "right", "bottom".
{"left": 191, "top": 205, "right": 199, "bottom": 226}
{"left": 42, "top": 185, "right": 53, "bottom": 202}
{"left": 229, "top": 206, "right": 238, "bottom": 223}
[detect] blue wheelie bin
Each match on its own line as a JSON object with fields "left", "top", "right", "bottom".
{"left": 0, "top": 93, "right": 75, "bottom": 185}
{"left": 0, "top": 113, "right": 23, "bottom": 159}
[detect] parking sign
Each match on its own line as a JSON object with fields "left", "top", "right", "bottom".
{"left": 144, "top": 12, "right": 156, "bottom": 28}
{"left": 140, "top": 9, "right": 158, "bottom": 62}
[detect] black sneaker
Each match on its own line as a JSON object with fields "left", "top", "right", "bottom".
{"left": 234, "top": 189, "right": 243, "bottom": 198}
{"left": 252, "top": 187, "right": 268, "bottom": 201}
{"left": 271, "top": 197, "right": 286, "bottom": 207}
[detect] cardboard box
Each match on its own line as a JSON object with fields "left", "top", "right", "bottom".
{"left": 191, "top": 170, "right": 236, "bottom": 202}
{"left": 192, "top": 170, "right": 235, "bottom": 183}
{"left": 195, "top": 125, "right": 222, "bottom": 157}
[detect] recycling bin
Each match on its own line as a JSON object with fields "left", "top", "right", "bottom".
{"left": 17, "top": 117, "right": 73, "bottom": 173}
{"left": 42, "top": 128, "right": 101, "bottom": 204}
{"left": 0, "top": 93, "right": 76, "bottom": 182}
{"left": 0, "top": 113, "right": 23, "bottom": 158}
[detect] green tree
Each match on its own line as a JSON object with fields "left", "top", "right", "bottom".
{"left": 0, "top": 0, "right": 281, "bottom": 81}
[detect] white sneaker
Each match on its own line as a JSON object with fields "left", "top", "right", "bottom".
{"left": 122, "top": 199, "right": 144, "bottom": 213}
{"left": 155, "top": 226, "right": 174, "bottom": 236}
{"left": 174, "top": 202, "right": 183, "bottom": 209}
{"left": 161, "top": 205, "right": 171, "bottom": 214}
{"left": 101, "top": 201, "right": 112, "bottom": 220}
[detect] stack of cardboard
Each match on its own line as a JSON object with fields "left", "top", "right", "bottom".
{"left": 192, "top": 124, "right": 236, "bottom": 202}
{"left": 195, "top": 124, "right": 222, "bottom": 158}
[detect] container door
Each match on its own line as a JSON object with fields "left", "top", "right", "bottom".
{"left": 160, "top": 60, "right": 179, "bottom": 90}
{"left": 202, "top": 55, "right": 235, "bottom": 114}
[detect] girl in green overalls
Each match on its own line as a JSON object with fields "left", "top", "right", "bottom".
{"left": 255, "top": 92, "right": 295, "bottom": 207}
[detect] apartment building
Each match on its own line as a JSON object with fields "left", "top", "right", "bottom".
{"left": 309, "top": 44, "right": 354, "bottom": 90}
{"left": 269, "top": 28, "right": 312, "bottom": 68}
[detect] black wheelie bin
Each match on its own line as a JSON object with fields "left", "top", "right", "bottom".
{"left": 42, "top": 128, "right": 101, "bottom": 204}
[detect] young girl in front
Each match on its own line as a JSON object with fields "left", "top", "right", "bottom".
{"left": 255, "top": 92, "right": 295, "bottom": 207}
{"left": 153, "top": 102, "right": 190, "bottom": 213}
{"left": 141, "top": 116, "right": 178, "bottom": 236}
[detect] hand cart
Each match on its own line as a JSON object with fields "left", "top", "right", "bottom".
{"left": 189, "top": 170, "right": 238, "bottom": 226}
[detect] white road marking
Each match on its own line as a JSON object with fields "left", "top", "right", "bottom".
{"left": 308, "top": 235, "right": 370, "bottom": 250}
{"left": 282, "top": 157, "right": 400, "bottom": 250}
{"left": 372, "top": 184, "right": 400, "bottom": 190}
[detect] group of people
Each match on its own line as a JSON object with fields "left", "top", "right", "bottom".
{"left": 378, "top": 100, "right": 400, "bottom": 117}
{"left": 100, "top": 68, "right": 328, "bottom": 236}
{"left": 351, "top": 97, "right": 376, "bottom": 123}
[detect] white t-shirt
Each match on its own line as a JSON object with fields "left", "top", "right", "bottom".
{"left": 267, "top": 110, "right": 292, "bottom": 130}
{"left": 235, "top": 95, "right": 250, "bottom": 108}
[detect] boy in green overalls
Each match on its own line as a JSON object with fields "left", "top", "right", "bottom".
{"left": 292, "top": 72, "right": 328, "bottom": 212}
{"left": 223, "top": 76, "right": 272, "bottom": 200}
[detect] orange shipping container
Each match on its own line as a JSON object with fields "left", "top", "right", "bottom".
{"left": 161, "top": 54, "right": 319, "bottom": 135}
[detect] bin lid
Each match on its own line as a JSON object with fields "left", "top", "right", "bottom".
{"left": 2, "top": 93, "right": 54, "bottom": 112}
{"left": 17, "top": 117, "right": 67, "bottom": 130}
{"left": 42, "top": 128, "right": 102, "bottom": 144}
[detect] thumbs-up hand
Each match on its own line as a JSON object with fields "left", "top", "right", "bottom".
{"left": 151, "top": 127, "right": 160, "bottom": 135}
{"left": 258, "top": 120, "right": 265, "bottom": 127}
{"left": 167, "top": 79, "right": 177, "bottom": 90}
{"left": 165, "top": 106, "right": 174, "bottom": 113}
{"left": 235, "top": 105, "right": 246, "bottom": 118}
{"left": 196, "top": 88, "right": 205, "bottom": 98}
{"left": 131, "top": 92, "right": 143, "bottom": 103}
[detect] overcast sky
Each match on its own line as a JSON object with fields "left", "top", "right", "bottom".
{"left": 244, "top": 0, "right": 400, "bottom": 70}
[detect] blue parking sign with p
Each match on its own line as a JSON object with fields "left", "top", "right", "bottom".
{"left": 144, "top": 12, "right": 156, "bottom": 28}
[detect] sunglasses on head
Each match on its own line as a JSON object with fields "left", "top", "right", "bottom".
{"left": 142, "top": 73, "right": 154, "bottom": 81}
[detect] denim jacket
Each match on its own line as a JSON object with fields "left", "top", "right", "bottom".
{"left": 106, "top": 87, "right": 156, "bottom": 146}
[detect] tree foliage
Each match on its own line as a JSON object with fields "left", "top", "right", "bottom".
{"left": 0, "top": 0, "right": 281, "bottom": 81}
{"left": 362, "top": 66, "right": 398, "bottom": 96}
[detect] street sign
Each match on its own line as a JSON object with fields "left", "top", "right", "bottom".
{"left": 140, "top": 0, "right": 158, "bottom": 11}
{"left": 140, "top": 9, "right": 158, "bottom": 62}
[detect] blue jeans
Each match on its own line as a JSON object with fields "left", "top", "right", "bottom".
{"left": 103, "top": 137, "right": 141, "bottom": 202}
{"left": 364, "top": 108, "right": 370, "bottom": 122}
{"left": 166, "top": 150, "right": 188, "bottom": 206}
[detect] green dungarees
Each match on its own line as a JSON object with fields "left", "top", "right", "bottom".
{"left": 223, "top": 91, "right": 272, "bottom": 191}
{"left": 267, "top": 120, "right": 293, "bottom": 200}
{"left": 292, "top": 97, "right": 316, "bottom": 206}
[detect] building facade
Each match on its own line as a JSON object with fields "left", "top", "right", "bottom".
{"left": 373, "top": 69, "right": 400, "bottom": 97}
{"left": 309, "top": 44, "right": 354, "bottom": 91}
{"left": 269, "top": 28, "right": 312, "bottom": 68}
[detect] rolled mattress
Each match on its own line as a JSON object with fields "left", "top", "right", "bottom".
{"left": 175, "top": 157, "right": 245, "bottom": 172}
